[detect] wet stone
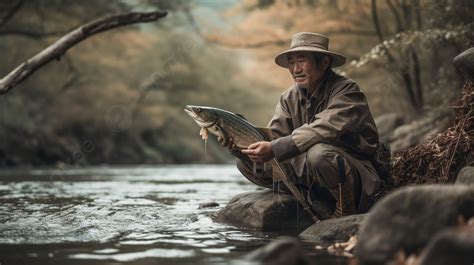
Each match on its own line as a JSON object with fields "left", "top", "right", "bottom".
{"left": 455, "top": 166, "right": 474, "bottom": 185}
{"left": 198, "top": 202, "right": 219, "bottom": 209}
{"left": 453, "top": 47, "right": 474, "bottom": 80}
{"left": 244, "top": 236, "right": 313, "bottom": 265}
{"left": 374, "top": 113, "right": 404, "bottom": 142}
{"left": 300, "top": 214, "right": 365, "bottom": 244}
{"left": 213, "top": 190, "right": 315, "bottom": 232}
{"left": 355, "top": 185, "right": 474, "bottom": 265}
{"left": 418, "top": 226, "right": 474, "bottom": 265}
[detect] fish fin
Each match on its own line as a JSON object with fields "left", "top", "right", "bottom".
{"left": 199, "top": 127, "right": 209, "bottom": 140}
{"left": 256, "top": 127, "right": 273, "bottom": 141}
{"left": 235, "top": 113, "right": 247, "bottom": 120}
{"left": 269, "top": 159, "right": 283, "bottom": 182}
{"left": 214, "top": 125, "right": 228, "bottom": 145}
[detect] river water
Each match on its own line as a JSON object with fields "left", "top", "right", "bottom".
{"left": 0, "top": 165, "right": 347, "bottom": 265}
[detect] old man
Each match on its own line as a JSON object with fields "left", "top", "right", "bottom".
{"left": 224, "top": 32, "right": 380, "bottom": 219}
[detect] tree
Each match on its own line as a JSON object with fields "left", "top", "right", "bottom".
{"left": 0, "top": 2, "right": 167, "bottom": 94}
{"left": 359, "top": 0, "right": 473, "bottom": 113}
{"left": 206, "top": 0, "right": 473, "bottom": 114}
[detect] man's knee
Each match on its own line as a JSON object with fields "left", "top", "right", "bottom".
{"left": 306, "top": 143, "right": 338, "bottom": 169}
{"left": 306, "top": 143, "right": 341, "bottom": 188}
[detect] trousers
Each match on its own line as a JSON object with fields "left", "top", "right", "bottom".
{"left": 236, "top": 143, "right": 379, "bottom": 216}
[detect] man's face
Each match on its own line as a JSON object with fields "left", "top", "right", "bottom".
{"left": 287, "top": 51, "right": 328, "bottom": 89}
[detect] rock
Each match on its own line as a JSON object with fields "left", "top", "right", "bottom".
{"left": 418, "top": 226, "right": 474, "bottom": 265}
{"left": 453, "top": 47, "right": 474, "bottom": 80}
{"left": 389, "top": 107, "right": 452, "bottom": 152}
{"left": 455, "top": 166, "right": 474, "bottom": 185}
{"left": 198, "top": 202, "right": 219, "bottom": 209}
{"left": 355, "top": 185, "right": 474, "bottom": 264}
{"left": 374, "top": 113, "right": 404, "bottom": 142}
{"left": 214, "top": 190, "right": 317, "bottom": 231}
{"left": 300, "top": 214, "right": 365, "bottom": 244}
{"left": 245, "top": 236, "right": 313, "bottom": 265}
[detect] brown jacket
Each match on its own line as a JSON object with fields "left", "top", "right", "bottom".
{"left": 269, "top": 70, "right": 380, "bottom": 197}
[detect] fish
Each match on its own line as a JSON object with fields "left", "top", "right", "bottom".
{"left": 185, "top": 105, "right": 272, "bottom": 149}
{"left": 184, "top": 105, "right": 321, "bottom": 222}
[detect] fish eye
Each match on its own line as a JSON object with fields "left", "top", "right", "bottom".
{"left": 196, "top": 107, "right": 202, "bottom": 113}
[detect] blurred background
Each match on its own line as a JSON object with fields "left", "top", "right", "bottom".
{"left": 1, "top": 0, "right": 472, "bottom": 167}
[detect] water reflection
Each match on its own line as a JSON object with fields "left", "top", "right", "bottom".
{"left": 0, "top": 165, "right": 344, "bottom": 264}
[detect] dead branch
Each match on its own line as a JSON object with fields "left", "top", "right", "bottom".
{"left": 0, "top": 11, "right": 167, "bottom": 95}
{"left": 0, "top": 0, "right": 24, "bottom": 27}
{"left": 386, "top": 0, "right": 404, "bottom": 32}
{"left": 372, "top": 0, "right": 419, "bottom": 110}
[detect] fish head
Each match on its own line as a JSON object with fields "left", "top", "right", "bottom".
{"left": 184, "top": 105, "right": 219, "bottom": 128}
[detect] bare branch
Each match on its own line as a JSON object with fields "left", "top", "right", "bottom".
{"left": 372, "top": 0, "right": 418, "bottom": 110}
{"left": 0, "top": 11, "right": 167, "bottom": 95}
{"left": 386, "top": 0, "right": 404, "bottom": 32}
{"left": 0, "top": 0, "right": 24, "bottom": 27}
{"left": 413, "top": 0, "right": 422, "bottom": 30}
{"left": 411, "top": 50, "right": 423, "bottom": 106}
{"left": 60, "top": 57, "right": 80, "bottom": 93}
{"left": 183, "top": 6, "right": 203, "bottom": 38}
{"left": 400, "top": 0, "right": 412, "bottom": 30}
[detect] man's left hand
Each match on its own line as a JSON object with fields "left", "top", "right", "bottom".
{"left": 241, "top": 141, "right": 274, "bottom": 163}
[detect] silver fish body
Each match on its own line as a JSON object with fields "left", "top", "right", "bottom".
{"left": 184, "top": 105, "right": 271, "bottom": 149}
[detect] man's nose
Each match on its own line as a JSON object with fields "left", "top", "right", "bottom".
{"left": 291, "top": 62, "right": 301, "bottom": 73}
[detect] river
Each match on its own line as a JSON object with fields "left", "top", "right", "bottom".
{"left": 0, "top": 165, "right": 347, "bottom": 265}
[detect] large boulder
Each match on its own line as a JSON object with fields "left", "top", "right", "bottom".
{"left": 300, "top": 214, "right": 365, "bottom": 245}
{"left": 214, "top": 190, "right": 317, "bottom": 232}
{"left": 389, "top": 107, "right": 452, "bottom": 152}
{"left": 456, "top": 166, "right": 474, "bottom": 185}
{"left": 244, "top": 237, "right": 313, "bottom": 265}
{"left": 355, "top": 185, "right": 474, "bottom": 264}
{"left": 374, "top": 113, "right": 404, "bottom": 142}
{"left": 453, "top": 47, "right": 474, "bottom": 80}
{"left": 418, "top": 226, "right": 474, "bottom": 265}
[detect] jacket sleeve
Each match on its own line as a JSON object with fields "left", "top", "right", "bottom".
{"left": 271, "top": 81, "right": 373, "bottom": 161}
{"left": 268, "top": 93, "right": 294, "bottom": 139}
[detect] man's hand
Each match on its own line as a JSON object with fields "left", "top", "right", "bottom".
{"left": 241, "top": 141, "right": 274, "bottom": 163}
{"left": 217, "top": 136, "right": 236, "bottom": 150}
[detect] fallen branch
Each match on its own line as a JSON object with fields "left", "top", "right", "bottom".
{"left": 0, "top": 0, "right": 24, "bottom": 27}
{"left": 0, "top": 11, "right": 167, "bottom": 95}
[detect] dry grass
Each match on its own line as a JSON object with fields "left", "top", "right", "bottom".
{"left": 376, "top": 80, "right": 473, "bottom": 199}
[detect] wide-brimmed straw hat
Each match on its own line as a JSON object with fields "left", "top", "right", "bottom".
{"left": 275, "top": 32, "right": 346, "bottom": 68}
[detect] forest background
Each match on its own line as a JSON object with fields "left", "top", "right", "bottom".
{"left": 0, "top": 0, "right": 472, "bottom": 167}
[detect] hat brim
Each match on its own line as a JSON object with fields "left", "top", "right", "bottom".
{"left": 275, "top": 47, "right": 346, "bottom": 68}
